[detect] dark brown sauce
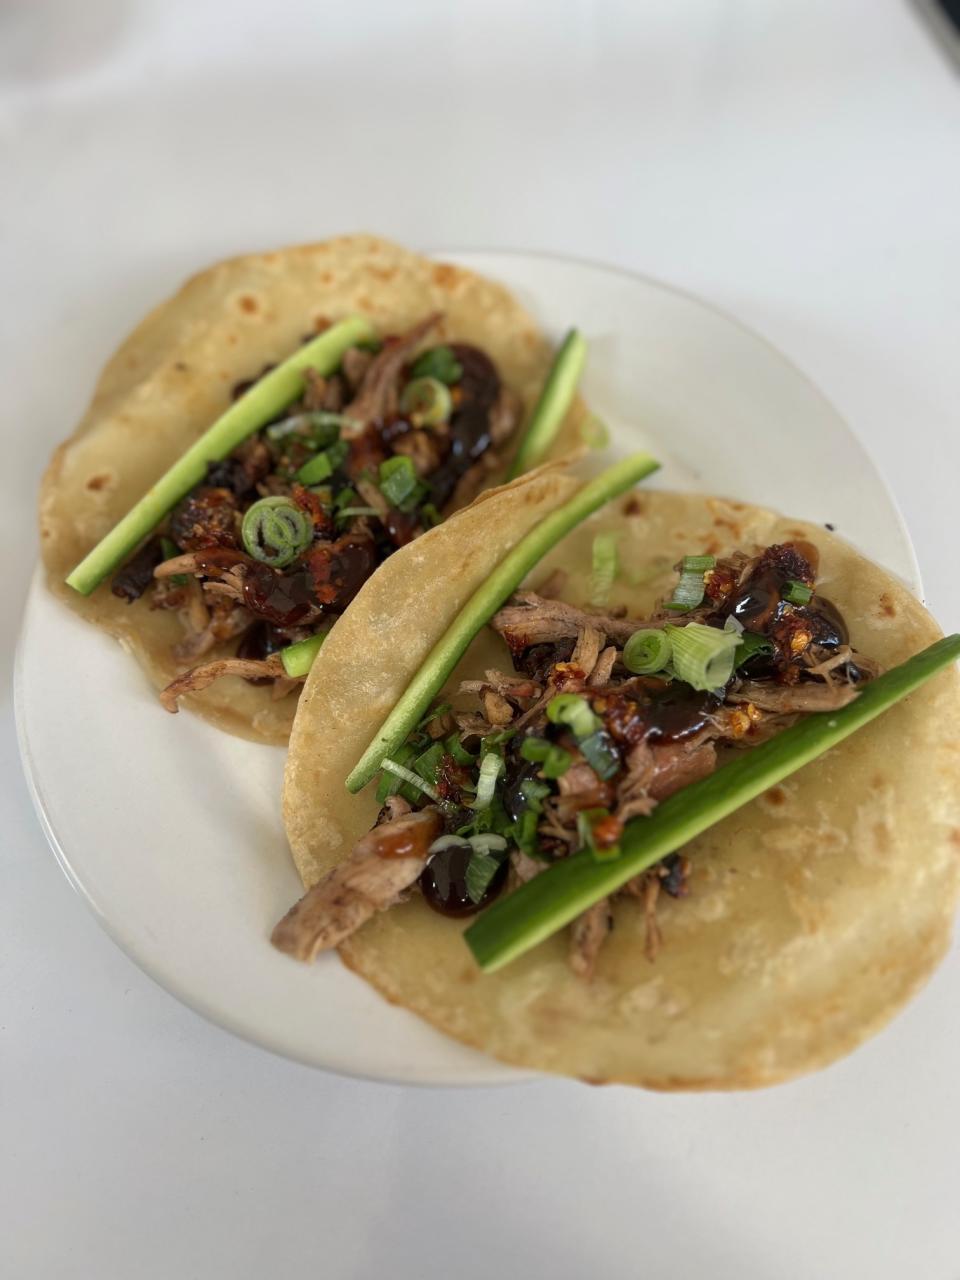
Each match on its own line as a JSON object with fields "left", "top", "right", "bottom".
{"left": 305, "top": 537, "right": 379, "bottom": 611}
{"left": 242, "top": 563, "right": 318, "bottom": 627}
{"left": 111, "top": 536, "right": 165, "bottom": 603}
{"left": 599, "top": 685, "right": 718, "bottom": 746}
{"left": 420, "top": 843, "right": 508, "bottom": 917}
{"left": 424, "top": 344, "right": 500, "bottom": 509}
{"left": 236, "top": 621, "right": 288, "bottom": 684}
{"left": 803, "top": 595, "right": 849, "bottom": 649}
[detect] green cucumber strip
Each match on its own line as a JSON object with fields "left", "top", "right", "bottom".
{"left": 280, "top": 630, "right": 327, "bottom": 678}
{"left": 345, "top": 453, "right": 660, "bottom": 793}
{"left": 65, "top": 314, "right": 375, "bottom": 595}
{"left": 465, "top": 633, "right": 960, "bottom": 972}
{"left": 507, "top": 329, "right": 586, "bottom": 480}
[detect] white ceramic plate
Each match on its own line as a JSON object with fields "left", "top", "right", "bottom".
{"left": 16, "top": 251, "right": 919, "bottom": 1085}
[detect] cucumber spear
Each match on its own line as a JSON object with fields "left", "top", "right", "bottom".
{"left": 66, "top": 314, "right": 375, "bottom": 596}
{"left": 465, "top": 634, "right": 960, "bottom": 972}
{"left": 345, "top": 453, "right": 660, "bottom": 793}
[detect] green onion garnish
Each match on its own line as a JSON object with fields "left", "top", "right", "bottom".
{"left": 736, "top": 632, "right": 775, "bottom": 666}
{"left": 520, "top": 736, "right": 574, "bottom": 779}
{"left": 337, "top": 506, "right": 380, "bottom": 519}
{"left": 622, "top": 627, "right": 671, "bottom": 675}
{"left": 783, "top": 580, "right": 813, "bottom": 606}
{"left": 410, "top": 345, "right": 463, "bottom": 385}
{"left": 507, "top": 329, "right": 587, "bottom": 480}
{"left": 380, "top": 757, "right": 441, "bottom": 804}
{"left": 470, "top": 752, "right": 504, "bottom": 810}
{"left": 546, "top": 693, "right": 602, "bottom": 739}
{"left": 414, "top": 741, "right": 446, "bottom": 786}
{"left": 65, "top": 315, "right": 375, "bottom": 595}
{"left": 346, "top": 454, "right": 661, "bottom": 793}
{"left": 444, "top": 732, "right": 476, "bottom": 766}
{"left": 579, "top": 415, "right": 610, "bottom": 450}
{"left": 266, "top": 411, "right": 346, "bottom": 446}
{"left": 240, "top": 496, "right": 313, "bottom": 568}
{"left": 279, "top": 630, "right": 326, "bottom": 678}
{"left": 400, "top": 377, "right": 452, "bottom": 427}
{"left": 379, "top": 455, "right": 420, "bottom": 508}
{"left": 590, "top": 532, "right": 619, "bottom": 606}
{"left": 465, "top": 634, "right": 960, "bottom": 972}
{"left": 578, "top": 730, "right": 621, "bottom": 780}
{"left": 465, "top": 847, "right": 505, "bottom": 904}
{"left": 665, "top": 622, "right": 740, "bottom": 691}
{"left": 664, "top": 555, "right": 716, "bottom": 613}
{"left": 295, "top": 453, "right": 333, "bottom": 484}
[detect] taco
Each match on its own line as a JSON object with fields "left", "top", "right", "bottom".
{"left": 39, "top": 235, "right": 586, "bottom": 744}
{"left": 277, "top": 485, "right": 960, "bottom": 1088}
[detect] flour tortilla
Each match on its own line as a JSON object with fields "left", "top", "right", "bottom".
{"left": 283, "top": 489, "right": 960, "bottom": 1088}
{"left": 40, "top": 235, "right": 583, "bottom": 744}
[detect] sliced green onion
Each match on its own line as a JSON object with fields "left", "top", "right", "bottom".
{"left": 296, "top": 439, "right": 349, "bottom": 485}
{"left": 579, "top": 415, "right": 610, "bottom": 450}
{"left": 159, "top": 536, "right": 189, "bottom": 587}
{"left": 623, "top": 627, "right": 671, "bottom": 675}
{"left": 444, "top": 732, "right": 476, "bottom": 766}
{"left": 266, "top": 411, "right": 346, "bottom": 446}
{"left": 469, "top": 834, "right": 509, "bottom": 855}
{"left": 507, "top": 329, "right": 587, "bottom": 479}
{"left": 240, "top": 496, "right": 313, "bottom": 568}
{"left": 465, "top": 633, "right": 960, "bottom": 971}
{"left": 66, "top": 315, "right": 375, "bottom": 595}
{"left": 379, "top": 455, "right": 419, "bottom": 508}
{"left": 590, "top": 533, "right": 619, "bottom": 606}
{"left": 546, "top": 693, "right": 601, "bottom": 739}
{"left": 337, "top": 506, "right": 380, "bottom": 519}
{"left": 400, "top": 377, "right": 452, "bottom": 426}
{"left": 682, "top": 554, "right": 716, "bottom": 573}
{"left": 665, "top": 622, "right": 740, "bottom": 691}
{"left": 666, "top": 569, "right": 708, "bottom": 612}
{"left": 784, "top": 579, "right": 813, "bottom": 606}
{"left": 410, "top": 345, "right": 463, "bottom": 384}
{"left": 346, "top": 454, "right": 661, "bottom": 793}
{"left": 578, "top": 731, "right": 621, "bottom": 781}
{"left": 520, "top": 736, "right": 573, "bottom": 779}
{"left": 420, "top": 502, "right": 441, "bottom": 527}
{"left": 465, "top": 848, "right": 504, "bottom": 904}
{"left": 295, "top": 452, "right": 333, "bottom": 484}
{"left": 736, "top": 632, "right": 775, "bottom": 666}
{"left": 380, "top": 757, "right": 441, "bottom": 804}
{"left": 470, "top": 752, "right": 504, "bottom": 810}
{"left": 279, "top": 630, "right": 326, "bottom": 678}
{"left": 414, "top": 741, "right": 446, "bottom": 786}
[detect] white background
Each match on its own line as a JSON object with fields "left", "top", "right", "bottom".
{"left": 3, "top": 2, "right": 959, "bottom": 1277}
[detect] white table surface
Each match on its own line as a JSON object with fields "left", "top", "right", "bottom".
{"left": 3, "top": 2, "right": 959, "bottom": 1276}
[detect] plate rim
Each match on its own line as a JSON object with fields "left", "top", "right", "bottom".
{"left": 17, "top": 246, "right": 922, "bottom": 1085}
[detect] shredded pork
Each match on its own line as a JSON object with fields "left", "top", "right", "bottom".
{"left": 271, "top": 810, "right": 443, "bottom": 961}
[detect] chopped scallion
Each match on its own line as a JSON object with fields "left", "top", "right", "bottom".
{"left": 665, "top": 622, "right": 741, "bottom": 691}
{"left": 240, "top": 497, "right": 313, "bottom": 568}
{"left": 682, "top": 555, "right": 716, "bottom": 573}
{"left": 591, "top": 532, "right": 619, "bottom": 606}
{"left": 520, "top": 736, "right": 573, "bottom": 779}
{"left": 379, "top": 455, "right": 419, "bottom": 508}
{"left": 736, "top": 632, "right": 775, "bottom": 666}
{"left": 622, "top": 627, "right": 671, "bottom": 675}
{"left": 400, "top": 376, "right": 452, "bottom": 427}
{"left": 465, "top": 848, "right": 505, "bottom": 904}
{"left": 469, "top": 752, "right": 504, "bottom": 810}
{"left": 578, "top": 731, "right": 621, "bottom": 780}
{"left": 380, "top": 757, "right": 441, "bottom": 804}
{"left": 784, "top": 580, "right": 813, "bottom": 606}
{"left": 666, "top": 569, "right": 708, "bottom": 612}
{"left": 546, "top": 693, "right": 601, "bottom": 739}
{"left": 410, "top": 345, "right": 463, "bottom": 385}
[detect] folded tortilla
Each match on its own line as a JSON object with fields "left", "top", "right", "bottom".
{"left": 283, "top": 489, "right": 960, "bottom": 1088}
{"left": 39, "top": 235, "right": 580, "bottom": 743}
